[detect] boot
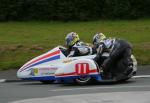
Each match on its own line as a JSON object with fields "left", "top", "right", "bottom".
{"left": 123, "top": 65, "right": 133, "bottom": 76}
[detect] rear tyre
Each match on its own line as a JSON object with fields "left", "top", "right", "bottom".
{"left": 75, "top": 75, "right": 92, "bottom": 85}
{"left": 40, "top": 80, "right": 54, "bottom": 84}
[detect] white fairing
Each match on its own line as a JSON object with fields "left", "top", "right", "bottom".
{"left": 17, "top": 46, "right": 96, "bottom": 79}
{"left": 55, "top": 59, "right": 99, "bottom": 77}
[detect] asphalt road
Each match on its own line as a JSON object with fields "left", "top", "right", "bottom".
{"left": 0, "top": 65, "right": 150, "bottom": 103}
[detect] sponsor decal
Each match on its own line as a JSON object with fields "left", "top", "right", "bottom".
{"left": 63, "top": 59, "right": 72, "bottom": 63}
{"left": 34, "top": 68, "right": 39, "bottom": 75}
{"left": 38, "top": 68, "right": 57, "bottom": 71}
{"left": 32, "top": 68, "right": 58, "bottom": 76}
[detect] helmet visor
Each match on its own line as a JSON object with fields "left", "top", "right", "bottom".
{"left": 66, "top": 37, "right": 73, "bottom": 47}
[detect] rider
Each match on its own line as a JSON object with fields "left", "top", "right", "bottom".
{"left": 93, "top": 32, "right": 133, "bottom": 79}
{"left": 65, "top": 32, "right": 96, "bottom": 57}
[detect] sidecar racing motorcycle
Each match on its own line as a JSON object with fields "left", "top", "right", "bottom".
{"left": 17, "top": 46, "right": 137, "bottom": 84}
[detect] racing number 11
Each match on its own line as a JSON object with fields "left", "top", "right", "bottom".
{"left": 75, "top": 63, "right": 90, "bottom": 75}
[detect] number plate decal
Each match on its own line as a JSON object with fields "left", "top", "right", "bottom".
{"left": 75, "top": 63, "right": 90, "bottom": 75}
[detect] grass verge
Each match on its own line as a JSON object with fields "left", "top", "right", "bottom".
{"left": 0, "top": 19, "right": 149, "bottom": 70}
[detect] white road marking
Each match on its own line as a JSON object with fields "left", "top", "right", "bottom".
{"left": 0, "top": 79, "right": 6, "bottom": 83}
{"left": 49, "top": 85, "right": 150, "bottom": 92}
{"left": 133, "top": 75, "right": 150, "bottom": 78}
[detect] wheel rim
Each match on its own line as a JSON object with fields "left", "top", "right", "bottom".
{"left": 76, "top": 75, "right": 91, "bottom": 83}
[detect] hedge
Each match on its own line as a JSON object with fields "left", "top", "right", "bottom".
{"left": 0, "top": 0, "right": 150, "bottom": 21}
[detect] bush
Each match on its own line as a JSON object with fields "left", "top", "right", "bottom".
{"left": 0, "top": 0, "right": 149, "bottom": 21}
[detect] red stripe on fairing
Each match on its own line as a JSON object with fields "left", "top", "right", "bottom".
{"left": 20, "top": 50, "right": 60, "bottom": 70}
{"left": 55, "top": 69, "right": 98, "bottom": 77}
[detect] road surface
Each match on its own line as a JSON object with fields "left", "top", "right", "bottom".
{"left": 0, "top": 65, "right": 150, "bottom": 103}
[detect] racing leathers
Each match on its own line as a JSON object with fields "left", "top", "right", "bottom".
{"left": 94, "top": 38, "right": 133, "bottom": 79}
{"left": 67, "top": 41, "right": 96, "bottom": 57}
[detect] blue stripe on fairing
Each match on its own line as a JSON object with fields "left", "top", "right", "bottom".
{"left": 21, "top": 55, "right": 60, "bottom": 72}
{"left": 56, "top": 74, "right": 102, "bottom": 83}
{"left": 29, "top": 55, "right": 60, "bottom": 67}
{"left": 22, "top": 76, "right": 56, "bottom": 81}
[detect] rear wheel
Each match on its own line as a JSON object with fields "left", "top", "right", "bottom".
{"left": 75, "top": 75, "right": 92, "bottom": 85}
{"left": 40, "top": 80, "right": 54, "bottom": 84}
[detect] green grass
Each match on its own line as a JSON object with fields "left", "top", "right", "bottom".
{"left": 0, "top": 19, "right": 150, "bottom": 70}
